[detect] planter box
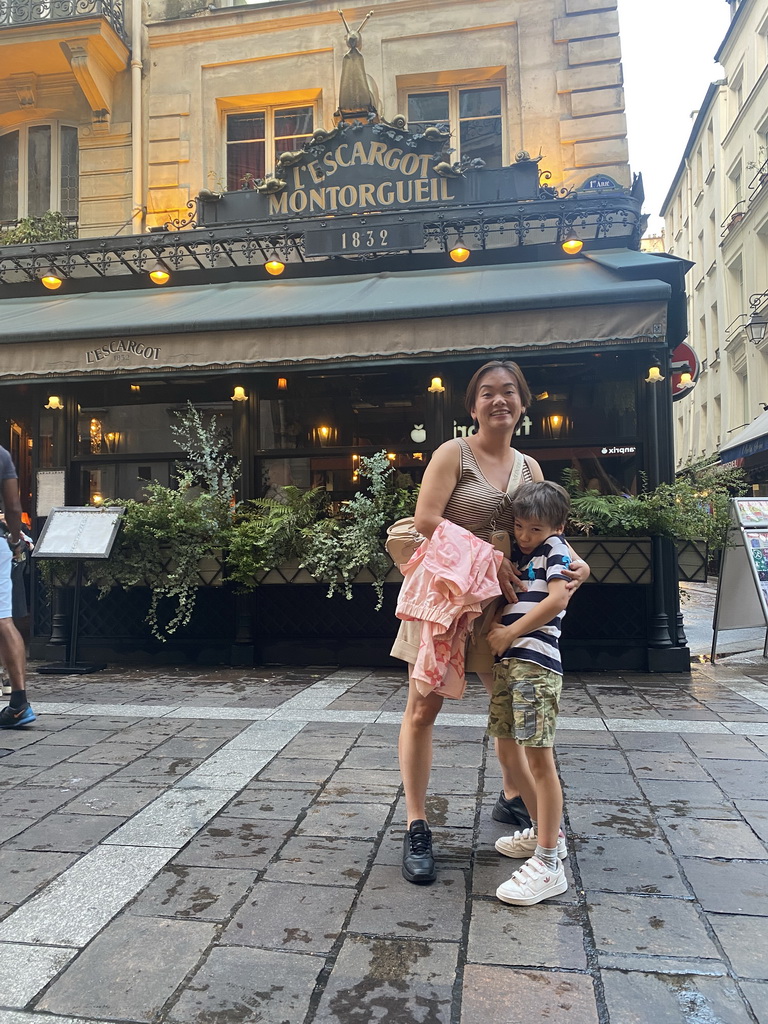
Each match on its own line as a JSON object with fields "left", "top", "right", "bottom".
{"left": 566, "top": 536, "right": 652, "bottom": 584}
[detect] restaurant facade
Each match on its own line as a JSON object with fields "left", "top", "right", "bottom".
{"left": 0, "top": 0, "right": 694, "bottom": 671}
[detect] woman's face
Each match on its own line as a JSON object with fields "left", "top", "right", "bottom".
{"left": 470, "top": 368, "right": 524, "bottom": 433}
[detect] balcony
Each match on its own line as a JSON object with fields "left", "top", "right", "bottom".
{"left": 0, "top": 0, "right": 126, "bottom": 39}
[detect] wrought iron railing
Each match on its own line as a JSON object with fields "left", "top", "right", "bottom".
{"left": 0, "top": 0, "right": 126, "bottom": 40}
{"left": 748, "top": 158, "right": 768, "bottom": 199}
{"left": 720, "top": 199, "right": 747, "bottom": 237}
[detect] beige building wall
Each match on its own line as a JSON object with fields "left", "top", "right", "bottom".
{"left": 663, "top": 0, "right": 768, "bottom": 475}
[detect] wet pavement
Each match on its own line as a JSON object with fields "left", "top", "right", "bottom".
{"left": 0, "top": 659, "right": 766, "bottom": 1024}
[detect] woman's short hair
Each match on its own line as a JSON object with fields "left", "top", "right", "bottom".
{"left": 510, "top": 481, "right": 571, "bottom": 529}
{"left": 464, "top": 360, "right": 533, "bottom": 417}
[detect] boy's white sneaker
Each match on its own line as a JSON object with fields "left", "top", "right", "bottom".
{"left": 495, "top": 827, "right": 567, "bottom": 861}
{"left": 496, "top": 856, "right": 568, "bottom": 906}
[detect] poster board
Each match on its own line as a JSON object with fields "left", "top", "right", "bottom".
{"left": 36, "top": 470, "right": 66, "bottom": 517}
{"left": 33, "top": 507, "right": 124, "bottom": 560}
{"left": 711, "top": 498, "right": 768, "bottom": 661}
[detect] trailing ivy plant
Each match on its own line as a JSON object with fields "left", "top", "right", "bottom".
{"left": 301, "top": 451, "right": 418, "bottom": 608}
{"left": 0, "top": 212, "right": 77, "bottom": 246}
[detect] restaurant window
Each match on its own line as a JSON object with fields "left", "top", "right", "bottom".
{"left": 405, "top": 85, "right": 504, "bottom": 168}
{"left": 225, "top": 106, "right": 314, "bottom": 190}
{"left": 0, "top": 123, "right": 78, "bottom": 225}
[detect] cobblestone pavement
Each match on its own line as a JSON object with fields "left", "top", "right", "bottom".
{"left": 0, "top": 662, "right": 766, "bottom": 1024}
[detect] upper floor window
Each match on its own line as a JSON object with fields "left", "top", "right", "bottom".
{"left": 0, "top": 123, "right": 78, "bottom": 224}
{"left": 226, "top": 106, "right": 314, "bottom": 191}
{"left": 406, "top": 85, "right": 504, "bottom": 168}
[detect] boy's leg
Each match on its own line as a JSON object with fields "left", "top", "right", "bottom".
{"left": 495, "top": 736, "right": 537, "bottom": 822}
{"left": 525, "top": 746, "right": 562, "bottom": 854}
{"left": 479, "top": 670, "right": 534, "bottom": 827}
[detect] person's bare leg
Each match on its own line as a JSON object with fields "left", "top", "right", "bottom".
{"left": 398, "top": 670, "right": 443, "bottom": 824}
{"left": 478, "top": 670, "right": 536, "bottom": 804}
{"left": 0, "top": 618, "right": 26, "bottom": 691}
{"left": 525, "top": 747, "right": 562, "bottom": 851}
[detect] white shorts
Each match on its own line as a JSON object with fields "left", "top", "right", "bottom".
{"left": 0, "top": 542, "right": 12, "bottom": 620}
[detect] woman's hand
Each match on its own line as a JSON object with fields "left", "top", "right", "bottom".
{"left": 497, "top": 557, "right": 527, "bottom": 604}
{"left": 562, "top": 559, "right": 590, "bottom": 592}
{"left": 486, "top": 622, "right": 515, "bottom": 658}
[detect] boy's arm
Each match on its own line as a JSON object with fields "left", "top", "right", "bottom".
{"left": 486, "top": 579, "right": 571, "bottom": 656}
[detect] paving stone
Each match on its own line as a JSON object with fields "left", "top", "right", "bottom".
{"left": 659, "top": 816, "right": 768, "bottom": 859}
{"left": 700, "top": 759, "right": 768, "bottom": 799}
{"left": 0, "top": 850, "right": 78, "bottom": 904}
{"left": 323, "top": 768, "right": 402, "bottom": 802}
{"left": 0, "top": 765, "right": 48, "bottom": 787}
{"left": 555, "top": 729, "right": 617, "bottom": 746}
{"left": 222, "top": 879, "right": 356, "bottom": 953}
{"left": 24, "top": 761, "right": 119, "bottom": 789}
{"left": 313, "top": 934, "right": 456, "bottom": 1023}
{"left": 65, "top": 740, "right": 159, "bottom": 764}
{"left": 597, "top": 952, "right": 727, "bottom": 974}
{"left": 130, "top": 864, "right": 254, "bottom": 921}
{"left": 347, "top": 864, "right": 466, "bottom": 941}
{"left": 167, "top": 945, "right": 321, "bottom": 1024}
{"left": 279, "top": 730, "right": 361, "bottom": 761}
{"left": 39, "top": 915, "right": 216, "bottom": 1021}
{"left": 575, "top": 837, "right": 689, "bottom": 896}
{"left": 562, "top": 769, "right": 646, "bottom": 802}
{"left": 741, "top": 981, "right": 768, "bottom": 1024}
{"left": 340, "top": 746, "right": 401, "bottom": 770}
{"left": 108, "top": 755, "right": 202, "bottom": 785}
{"left": 102, "top": 787, "right": 234, "bottom": 848}
{"left": 683, "top": 734, "right": 768, "bottom": 760}
{"left": 38, "top": 726, "right": 124, "bottom": 747}
{"left": 264, "top": 835, "right": 374, "bottom": 886}
{"left": 623, "top": 750, "right": 712, "bottom": 783}
{"left": 680, "top": 859, "right": 768, "bottom": 916}
{"left": 638, "top": 779, "right": 739, "bottom": 818}
{"left": 429, "top": 765, "right": 482, "bottom": 795}
{"left": 734, "top": 800, "right": 768, "bottom": 843}
{"left": 587, "top": 893, "right": 719, "bottom": 959}
{"left": 460, "top": 965, "right": 599, "bottom": 1024}
{"left": 0, "top": 815, "right": 37, "bottom": 845}
{"left": 2, "top": 745, "right": 82, "bottom": 768}
{"left": 467, "top": 899, "right": 586, "bottom": 968}
{"left": 258, "top": 756, "right": 339, "bottom": 785}
{"left": 566, "top": 799, "right": 662, "bottom": 840}
{"left": 219, "top": 783, "right": 318, "bottom": 819}
{"left": 64, "top": 783, "right": 162, "bottom": 817}
{"left": 614, "top": 732, "right": 693, "bottom": 752}
{"left": 601, "top": 968, "right": 756, "bottom": 1024}
{"left": 297, "top": 799, "right": 391, "bottom": 840}
{"left": 424, "top": 793, "right": 478, "bottom": 828}
{"left": 4, "top": 813, "right": 124, "bottom": 853}
{"left": 556, "top": 747, "right": 629, "bottom": 772}
{"left": 171, "top": 819, "right": 291, "bottom": 870}
{"left": 705, "top": 914, "right": 768, "bottom": 979}
{"left": 0, "top": 943, "right": 77, "bottom": 1007}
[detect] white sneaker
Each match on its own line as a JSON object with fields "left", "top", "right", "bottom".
{"left": 496, "top": 856, "right": 568, "bottom": 906}
{"left": 495, "top": 827, "right": 568, "bottom": 861}
{"left": 0, "top": 673, "right": 10, "bottom": 697}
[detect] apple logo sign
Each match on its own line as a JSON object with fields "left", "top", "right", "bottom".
{"left": 410, "top": 424, "right": 427, "bottom": 443}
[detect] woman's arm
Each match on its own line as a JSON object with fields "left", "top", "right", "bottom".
{"left": 412, "top": 441, "right": 462, "bottom": 539}
{"left": 524, "top": 454, "right": 590, "bottom": 587}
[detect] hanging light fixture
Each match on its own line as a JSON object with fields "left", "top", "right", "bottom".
{"left": 148, "top": 260, "right": 171, "bottom": 286}
{"left": 277, "top": 376, "right": 288, "bottom": 390}
{"left": 561, "top": 233, "right": 583, "bottom": 256}
{"left": 45, "top": 396, "right": 63, "bottom": 410}
{"left": 747, "top": 309, "right": 768, "bottom": 345}
{"left": 427, "top": 376, "right": 445, "bottom": 393}
{"left": 231, "top": 385, "right": 248, "bottom": 402}
{"left": 645, "top": 365, "right": 665, "bottom": 383}
{"left": 449, "top": 238, "right": 471, "bottom": 263}
{"left": 40, "top": 268, "right": 63, "bottom": 290}
{"left": 264, "top": 251, "right": 285, "bottom": 276}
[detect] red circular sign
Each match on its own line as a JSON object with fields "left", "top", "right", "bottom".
{"left": 671, "top": 341, "right": 700, "bottom": 402}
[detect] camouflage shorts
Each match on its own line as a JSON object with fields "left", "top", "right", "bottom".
{"left": 487, "top": 660, "right": 562, "bottom": 747}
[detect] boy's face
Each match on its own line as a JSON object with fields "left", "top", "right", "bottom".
{"left": 513, "top": 515, "right": 564, "bottom": 555}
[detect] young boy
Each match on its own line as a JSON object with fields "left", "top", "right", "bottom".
{"left": 485, "top": 480, "right": 573, "bottom": 906}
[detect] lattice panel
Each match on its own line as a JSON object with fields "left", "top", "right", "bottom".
{"left": 568, "top": 538, "right": 652, "bottom": 585}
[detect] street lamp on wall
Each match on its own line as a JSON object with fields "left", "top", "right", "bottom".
{"left": 746, "top": 292, "right": 768, "bottom": 345}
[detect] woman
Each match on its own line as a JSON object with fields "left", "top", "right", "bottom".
{"left": 391, "top": 360, "right": 589, "bottom": 884}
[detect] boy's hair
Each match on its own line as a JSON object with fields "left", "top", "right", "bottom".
{"left": 510, "top": 481, "right": 570, "bottom": 530}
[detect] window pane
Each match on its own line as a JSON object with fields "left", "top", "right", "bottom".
{"left": 227, "top": 141, "right": 265, "bottom": 190}
{"left": 459, "top": 87, "right": 501, "bottom": 119}
{"left": 274, "top": 107, "right": 313, "bottom": 139}
{"left": 0, "top": 131, "right": 19, "bottom": 223}
{"left": 407, "top": 91, "right": 449, "bottom": 124}
{"left": 459, "top": 117, "right": 502, "bottom": 168}
{"left": 60, "top": 125, "right": 79, "bottom": 218}
{"left": 28, "top": 125, "right": 52, "bottom": 217}
{"left": 227, "top": 113, "right": 265, "bottom": 143}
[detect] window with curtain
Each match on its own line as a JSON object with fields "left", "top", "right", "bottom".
{"left": 226, "top": 106, "right": 314, "bottom": 190}
{"left": 406, "top": 85, "right": 504, "bottom": 168}
{"left": 0, "top": 123, "right": 79, "bottom": 224}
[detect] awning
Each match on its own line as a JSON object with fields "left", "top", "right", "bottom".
{"left": 721, "top": 410, "right": 768, "bottom": 462}
{"left": 0, "top": 255, "right": 672, "bottom": 382}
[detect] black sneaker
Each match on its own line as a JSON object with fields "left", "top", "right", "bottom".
{"left": 402, "top": 819, "right": 436, "bottom": 885}
{"left": 491, "top": 791, "right": 532, "bottom": 829}
{"left": 0, "top": 703, "right": 36, "bottom": 729}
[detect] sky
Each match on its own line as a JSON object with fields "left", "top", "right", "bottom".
{"left": 616, "top": 0, "right": 732, "bottom": 234}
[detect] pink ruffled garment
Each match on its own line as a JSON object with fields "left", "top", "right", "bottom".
{"left": 396, "top": 519, "right": 503, "bottom": 698}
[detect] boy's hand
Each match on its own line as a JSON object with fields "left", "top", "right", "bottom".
{"left": 486, "top": 622, "right": 516, "bottom": 657}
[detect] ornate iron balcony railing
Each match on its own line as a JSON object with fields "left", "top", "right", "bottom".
{"left": 0, "top": 0, "right": 126, "bottom": 40}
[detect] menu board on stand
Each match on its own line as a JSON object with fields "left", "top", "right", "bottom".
{"left": 711, "top": 498, "right": 768, "bottom": 662}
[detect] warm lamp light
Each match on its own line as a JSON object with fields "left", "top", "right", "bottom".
{"left": 645, "top": 366, "right": 665, "bottom": 383}
{"left": 148, "top": 260, "right": 171, "bottom": 286}
{"left": 40, "top": 268, "right": 63, "bottom": 290}
{"left": 265, "top": 253, "right": 285, "bottom": 276}
{"left": 677, "top": 371, "right": 694, "bottom": 391}
{"left": 449, "top": 243, "right": 471, "bottom": 263}
{"left": 319, "top": 426, "right": 330, "bottom": 438}
{"left": 277, "top": 377, "right": 288, "bottom": 390}
{"left": 130, "top": 384, "right": 141, "bottom": 393}
{"left": 91, "top": 492, "right": 104, "bottom": 505}
{"left": 231, "top": 386, "right": 248, "bottom": 402}
{"left": 45, "top": 395, "right": 63, "bottom": 410}
{"left": 561, "top": 234, "right": 583, "bottom": 256}
{"left": 427, "top": 376, "right": 445, "bottom": 393}
{"left": 387, "top": 452, "right": 396, "bottom": 460}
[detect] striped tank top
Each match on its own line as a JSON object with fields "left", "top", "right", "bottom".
{"left": 442, "top": 438, "right": 533, "bottom": 541}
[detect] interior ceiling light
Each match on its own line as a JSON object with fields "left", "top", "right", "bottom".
{"left": 40, "top": 268, "right": 63, "bottom": 290}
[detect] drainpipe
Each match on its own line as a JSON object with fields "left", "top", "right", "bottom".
{"left": 131, "top": 0, "right": 144, "bottom": 234}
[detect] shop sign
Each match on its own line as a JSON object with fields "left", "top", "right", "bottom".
{"left": 84, "top": 339, "right": 161, "bottom": 365}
